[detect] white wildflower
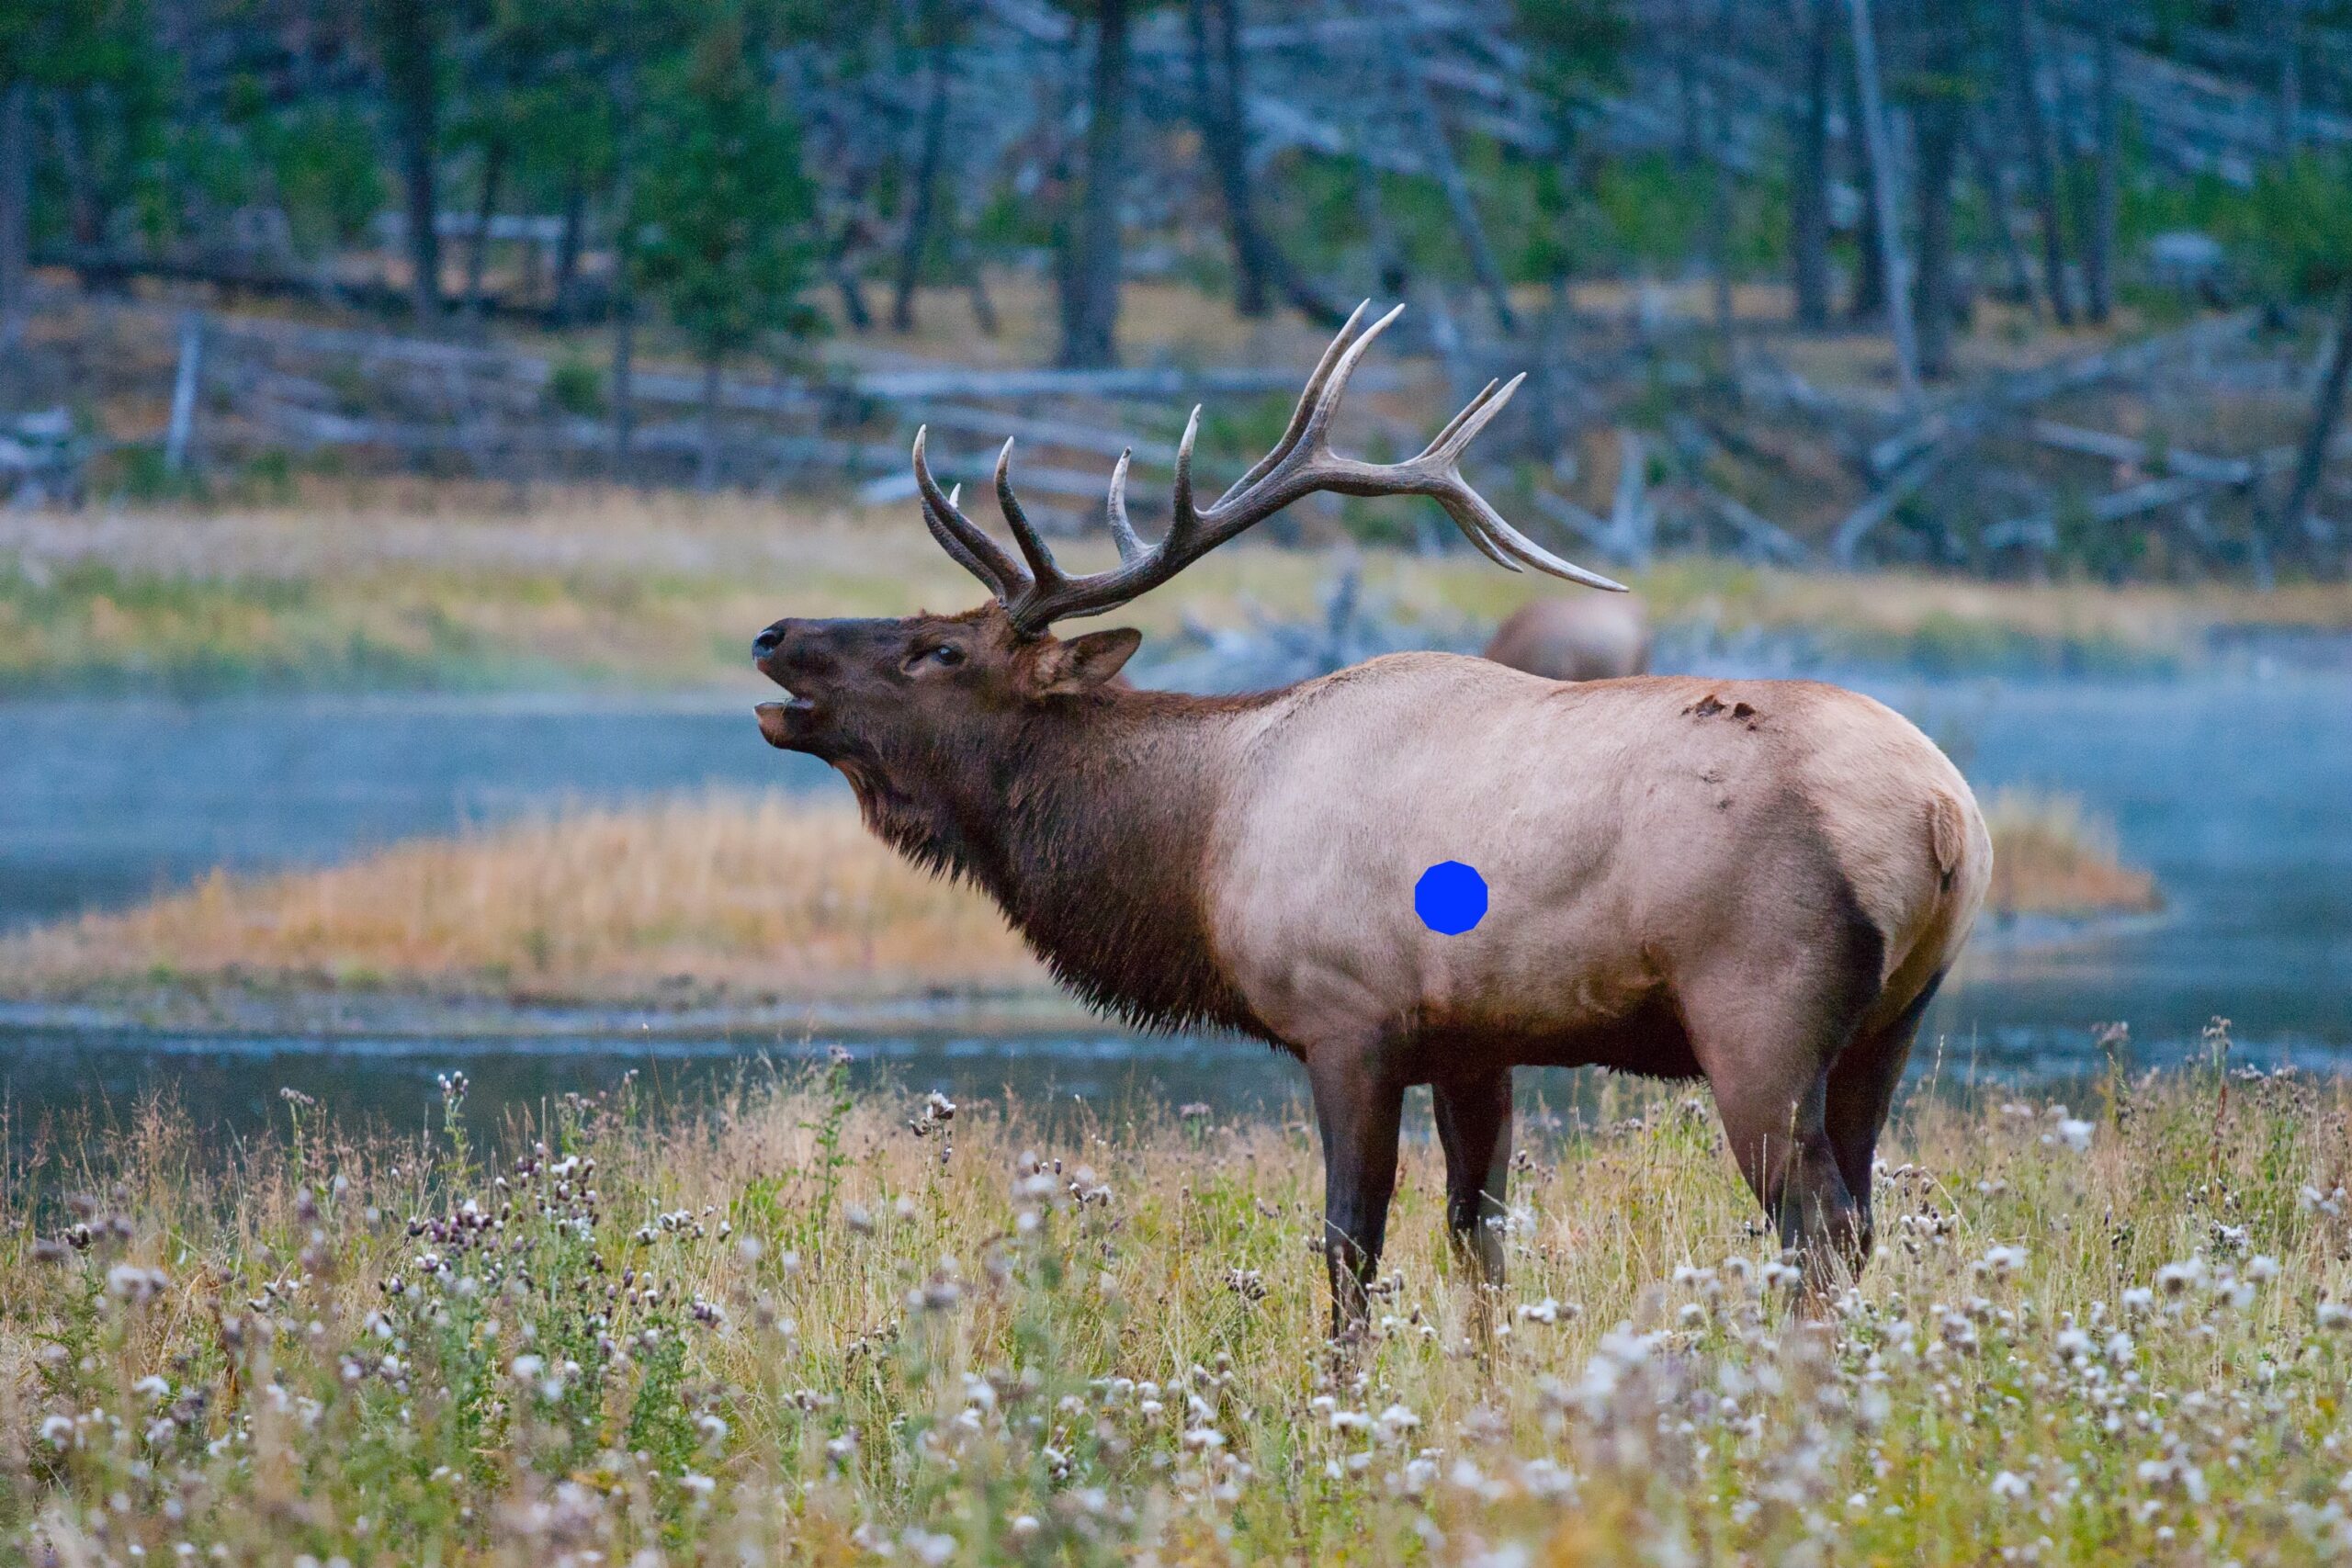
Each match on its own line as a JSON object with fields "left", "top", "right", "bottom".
{"left": 1979, "top": 1244, "right": 2028, "bottom": 1279}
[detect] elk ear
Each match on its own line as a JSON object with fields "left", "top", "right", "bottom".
{"left": 1024, "top": 627, "right": 1141, "bottom": 696}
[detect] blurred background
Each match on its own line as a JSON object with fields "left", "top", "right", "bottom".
{"left": 0, "top": 0, "right": 2347, "bottom": 1141}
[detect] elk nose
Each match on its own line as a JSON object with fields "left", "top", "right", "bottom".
{"left": 752, "top": 622, "right": 789, "bottom": 660}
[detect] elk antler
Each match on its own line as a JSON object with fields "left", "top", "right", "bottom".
{"left": 910, "top": 301, "right": 1625, "bottom": 635}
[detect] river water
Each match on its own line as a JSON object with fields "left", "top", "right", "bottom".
{"left": 2, "top": 665, "right": 2346, "bottom": 1141}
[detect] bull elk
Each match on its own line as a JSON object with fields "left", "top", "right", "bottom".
{"left": 755, "top": 304, "right": 1988, "bottom": 1334}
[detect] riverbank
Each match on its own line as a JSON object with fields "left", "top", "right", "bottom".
{"left": 7, "top": 487, "right": 2352, "bottom": 693}
{"left": 0, "top": 788, "right": 2157, "bottom": 1019}
{"left": 0, "top": 795, "right": 1046, "bottom": 1012}
{"left": 5, "top": 1057, "right": 2346, "bottom": 1563}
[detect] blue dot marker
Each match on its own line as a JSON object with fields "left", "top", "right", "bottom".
{"left": 1414, "top": 861, "right": 1488, "bottom": 936}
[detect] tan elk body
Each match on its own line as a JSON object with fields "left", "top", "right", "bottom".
{"left": 1483, "top": 592, "right": 1652, "bottom": 680}
{"left": 755, "top": 305, "right": 1988, "bottom": 1331}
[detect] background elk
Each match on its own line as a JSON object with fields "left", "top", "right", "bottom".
{"left": 755, "top": 305, "right": 1989, "bottom": 1334}
{"left": 1484, "top": 593, "right": 1653, "bottom": 682}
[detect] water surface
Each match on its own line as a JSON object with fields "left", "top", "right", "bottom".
{"left": 3, "top": 669, "right": 2345, "bottom": 1142}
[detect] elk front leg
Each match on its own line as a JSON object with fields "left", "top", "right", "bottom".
{"left": 1431, "top": 1070, "right": 1513, "bottom": 1287}
{"left": 1305, "top": 1051, "right": 1405, "bottom": 1340}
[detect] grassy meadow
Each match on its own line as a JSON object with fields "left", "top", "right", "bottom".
{"left": 6, "top": 1050, "right": 2352, "bottom": 1564}
{"left": 0, "top": 787, "right": 2154, "bottom": 1011}
{"left": 7, "top": 483, "right": 2352, "bottom": 694}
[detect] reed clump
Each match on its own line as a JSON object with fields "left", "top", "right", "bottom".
{"left": 1, "top": 786, "right": 2165, "bottom": 1007}
{"left": 1984, "top": 787, "right": 2165, "bottom": 920}
{"left": 0, "top": 792, "right": 1040, "bottom": 1002}
{"left": 4, "top": 1054, "right": 2349, "bottom": 1563}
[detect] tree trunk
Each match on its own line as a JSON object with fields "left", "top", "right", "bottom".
{"left": 609, "top": 122, "right": 637, "bottom": 473}
{"left": 552, "top": 167, "right": 585, "bottom": 324}
{"left": 380, "top": 0, "right": 443, "bottom": 326}
{"left": 1356, "top": 156, "right": 1408, "bottom": 299}
{"left": 892, "top": 24, "right": 952, "bottom": 333}
{"left": 1915, "top": 87, "right": 1962, "bottom": 378}
{"left": 1058, "top": 0, "right": 1128, "bottom": 368}
{"left": 954, "top": 225, "right": 1000, "bottom": 336}
{"left": 611, "top": 292, "right": 636, "bottom": 471}
{"left": 1791, "top": 0, "right": 1834, "bottom": 330}
{"left": 48, "top": 92, "right": 103, "bottom": 247}
{"left": 2007, "top": 0, "right": 2072, "bottom": 325}
{"left": 1844, "top": 64, "right": 1884, "bottom": 321}
{"left": 698, "top": 353, "right": 723, "bottom": 492}
{"left": 1964, "top": 109, "right": 2039, "bottom": 308}
{"left": 2084, "top": 1, "right": 2117, "bottom": 323}
{"left": 464, "top": 137, "right": 506, "bottom": 326}
{"left": 0, "top": 80, "right": 28, "bottom": 355}
{"left": 1188, "top": 0, "right": 1272, "bottom": 318}
{"left": 1673, "top": 0, "right": 1703, "bottom": 168}
{"left": 1394, "top": 17, "right": 1517, "bottom": 335}
{"left": 2277, "top": 283, "right": 2352, "bottom": 560}
{"left": 1847, "top": 0, "right": 1920, "bottom": 403}
{"left": 832, "top": 237, "right": 874, "bottom": 333}
{"left": 2274, "top": 0, "right": 2301, "bottom": 160}
{"left": 1708, "top": 0, "right": 1739, "bottom": 358}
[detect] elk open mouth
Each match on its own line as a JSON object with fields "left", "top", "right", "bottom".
{"left": 755, "top": 695, "right": 817, "bottom": 749}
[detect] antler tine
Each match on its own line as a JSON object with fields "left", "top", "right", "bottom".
{"left": 1211, "top": 299, "right": 1373, "bottom": 511}
{"left": 1417, "top": 378, "right": 1504, "bottom": 461}
{"left": 957, "top": 303, "right": 1624, "bottom": 635}
{"left": 1407, "top": 374, "right": 1628, "bottom": 592}
{"left": 913, "top": 427, "right": 1032, "bottom": 603}
{"left": 921, "top": 492, "right": 999, "bottom": 588}
{"left": 1102, "top": 448, "right": 1148, "bottom": 565}
{"left": 1178, "top": 301, "right": 1402, "bottom": 556}
{"left": 993, "top": 439, "right": 1068, "bottom": 591}
{"left": 1450, "top": 491, "right": 1627, "bottom": 591}
{"left": 1286, "top": 300, "right": 1403, "bottom": 458}
{"left": 1168, "top": 405, "right": 1204, "bottom": 551}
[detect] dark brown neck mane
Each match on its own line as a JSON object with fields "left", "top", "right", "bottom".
{"left": 843, "top": 685, "right": 1280, "bottom": 1037}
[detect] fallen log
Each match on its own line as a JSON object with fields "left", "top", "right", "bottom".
{"left": 1832, "top": 439, "right": 1966, "bottom": 565}
{"left": 1692, "top": 484, "right": 1812, "bottom": 564}
{"left": 895, "top": 404, "right": 1181, "bottom": 466}
{"left": 2022, "top": 418, "right": 2257, "bottom": 486}
{"left": 1866, "top": 310, "right": 2257, "bottom": 478}
{"left": 1982, "top": 474, "right": 2214, "bottom": 550}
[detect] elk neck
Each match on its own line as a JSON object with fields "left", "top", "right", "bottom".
{"left": 845, "top": 684, "right": 1280, "bottom": 1038}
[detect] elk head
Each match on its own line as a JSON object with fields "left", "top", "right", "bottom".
{"left": 753, "top": 302, "right": 1622, "bottom": 773}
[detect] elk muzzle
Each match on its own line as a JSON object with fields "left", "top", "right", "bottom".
{"left": 752, "top": 618, "right": 825, "bottom": 750}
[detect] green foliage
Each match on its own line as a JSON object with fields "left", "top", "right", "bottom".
{"left": 629, "top": 6, "right": 822, "bottom": 366}
{"left": 2224, "top": 153, "right": 2352, "bottom": 300}
{"left": 1510, "top": 0, "right": 1628, "bottom": 110}
{"left": 2120, "top": 148, "right": 2352, "bottom": 303}
{"left": 263, "top": 104, "right": 389, "bottom": 253}
{"left": 1586, "top": 152, "right": 1713, "bottom": 271}
{"left": 546, "top": 355, "right": 608, "bottom": 418}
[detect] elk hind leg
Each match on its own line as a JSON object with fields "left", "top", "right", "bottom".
{"left": 1687, "top": 969, "right": 1874, "bottom": 1283}
{"left": 1431, "top": 1069, "right": 1513, "bottom": 1288}
{"left": 1824, "top": 971, "right": 1946, "bottom": 1264}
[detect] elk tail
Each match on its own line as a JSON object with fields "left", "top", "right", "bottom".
{"left": 1926, "top": 792, "right": 1966, "bottom": 895}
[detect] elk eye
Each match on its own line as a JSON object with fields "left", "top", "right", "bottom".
{"left": 925, "top": 644, "right": 965, "bottom": 668}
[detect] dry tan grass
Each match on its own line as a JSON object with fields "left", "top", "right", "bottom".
{"left": 6, "top": 1061, "right": 2348, "bottom": 1562}
{"left": 1984, "top": 787, "right": 2164, "bottom": 920}
{"left": 3, "top": 784, "right": 2159, "bottom": 1008}
{"left": 14, "top": 485, "right": 2346, "bottom": 687}
{"left": 0, "top": 792, "right": 1040, "bottom": 1001}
